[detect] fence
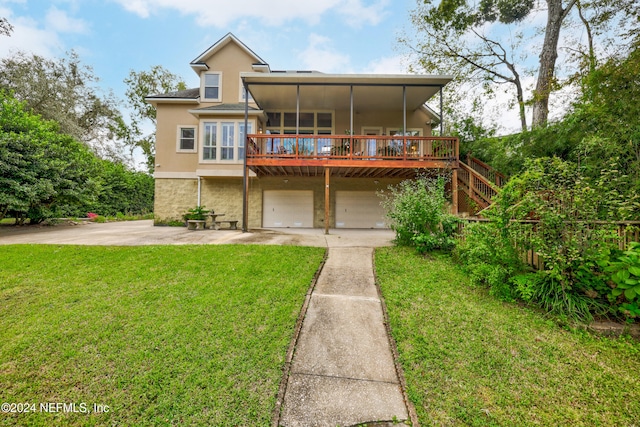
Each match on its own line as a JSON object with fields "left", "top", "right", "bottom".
{"left": 457, "top": 218, "right": 640, "bottom": 270}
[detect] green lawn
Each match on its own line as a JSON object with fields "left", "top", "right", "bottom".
{"left": 376, "top": 247, "right": 640, "bottom": 427}
{"left": 0, "top": 245, "right": 325, "bottom": 426}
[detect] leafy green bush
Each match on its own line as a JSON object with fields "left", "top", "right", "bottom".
{"left": 454, "top": 221, "right": 525, "bottom": 301}
{"left": 455, "top": 157, "right": 631, "bottom": 321}
{"left": 380, "top": 174, "right": 459, "bottom": 253}
{"left": 183, "top": 206, "right": 209, "bottom": 221}
{"left": 0, "top": 92, "right": 154, "bottom": 223}
{"left": 600, "top": 242, "right": 640, "bottom": 320}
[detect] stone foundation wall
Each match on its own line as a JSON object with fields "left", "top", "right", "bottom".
{"left": 200, "top": 177, "right": 246, "bottom": 228}
{"left": 154, "top": 178, "right": 198, "bottom": 224}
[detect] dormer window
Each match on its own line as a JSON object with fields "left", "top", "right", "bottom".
{"left": 203, "top": 72, "right": 221, "bottom": 101}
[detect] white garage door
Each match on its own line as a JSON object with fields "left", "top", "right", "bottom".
{"left": 335, "top": 191, "right": 387, "bottom": 229}
{"left": 263, "top": 190, "right": 314, "bottom": 228}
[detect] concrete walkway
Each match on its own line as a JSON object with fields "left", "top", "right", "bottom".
{"left": 278, "top": 247, "right": 409, "bottom": 426}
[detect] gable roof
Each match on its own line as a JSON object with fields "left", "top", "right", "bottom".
{"left": 190, "top": 32, "right": 268, "bottom": 74}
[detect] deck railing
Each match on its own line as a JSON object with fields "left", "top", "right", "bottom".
{"left": 458, "top": 161, "right": 499, "bottom": 209}
{"left": 467, "top": 156, "right": 507, "bottom": 187}
{"left": 247, "top": 134, "right": 458, "bottom": 162}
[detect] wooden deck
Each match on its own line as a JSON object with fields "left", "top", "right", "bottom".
{"left": 246, "top": 134, "right": 459, "bottom": 178}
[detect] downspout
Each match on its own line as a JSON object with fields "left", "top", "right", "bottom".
{"left": 242, "top": 80, "right": 249, "bottom": 232}
{"left": 197, "top": 176, "right": 201, "bottom": 206}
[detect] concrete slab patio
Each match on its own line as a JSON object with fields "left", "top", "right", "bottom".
{"left": 0, "top": 220, "right": 395, "bottom": 248}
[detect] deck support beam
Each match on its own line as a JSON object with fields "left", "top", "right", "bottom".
{"left": 242, "top": 82, "right": 250, "bottom": 232}
{"left": 324, "top": 167, "right": 330, "bottom": 235}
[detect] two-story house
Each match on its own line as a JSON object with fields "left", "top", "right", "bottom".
{"left": 147, "top": 33, "right": 459, "bottom": 232}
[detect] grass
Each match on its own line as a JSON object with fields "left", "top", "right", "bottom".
{"left": 0, "top": 244, "right": 325, "bottom": 426}
{"left": 376, "top": 247, "right": 640, "bottom": 427}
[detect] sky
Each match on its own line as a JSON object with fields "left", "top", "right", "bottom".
{"left": 0, "top": 0, "right": 606, "bottom": 141}
{"left": 0, "top": 0, "right": 418, "bottom": 99}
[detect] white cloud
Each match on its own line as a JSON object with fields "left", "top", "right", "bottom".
{"left": 111, "top": 0, "right": 389, "bottom": 28}
{"left": 45, "top": 6, "right": 88, "bottom": 34}
{"left": 0, "top": 5, "right": 89, "bottom": 58}
{"left": 360, "top": 54, "right": 409, "bottom": 74}
{"left": 297, "top": 33, "right": 353, "bottom": 73}
{"left": 336, "top": 0, "right": 389, "bottom": 28}
{"left": 0, "top": 7, "right": 63, "bottom": 58}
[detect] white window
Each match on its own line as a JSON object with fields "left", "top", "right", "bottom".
{"left": 387, "top": 128, "right": 422, "bottom": 136}
{"left": 177, "top": 126, "right": 196, "bottom": 152}
{"left": 203, "top": 122, "right": 217, "bottom": 160}
{"left": 200, "top": 120, "right": 254, "bottom": 163}
{"left": 203, "top": 72, "right": 221, "bottom": 101}
{"left": 266, "top": 111, "right": 333, "bottom": 134}
{"left": 221, "top": 122, "right": 235, "bottom": 160}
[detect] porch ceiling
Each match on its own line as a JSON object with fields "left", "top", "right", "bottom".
{"left": 241, "top": 73, "right": 453, "bottom": 112}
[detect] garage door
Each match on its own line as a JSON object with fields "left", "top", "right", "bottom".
{"left": 335, "top": 191, "right": 387, "bottom": 229}
{"left": 263, "top": 190, "right": 314, "bottom": 228}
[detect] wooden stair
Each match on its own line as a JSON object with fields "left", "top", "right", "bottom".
{"left": 457, "top": 156, "right": 506, "bottom": 214}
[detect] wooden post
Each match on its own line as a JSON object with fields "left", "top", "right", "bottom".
{"left": 324, "top": 167, "right": 330, "bottom": 235}
{"left": 452, "top": 168, "right": 459, "bottom": 215}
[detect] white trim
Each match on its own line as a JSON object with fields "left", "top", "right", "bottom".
{"left": 145, "top": 98, "right": 199, "bottom": 105}
{"left": 176, "top": 125, "right": 198, "bottom": 153}
{"left": 201, "top": 71, "right": 222, "bottom": 102}
{"left": 196, "top": 169, "right": 256, "bottom": 177}
{"left": 191, "top": 33, "right": 266, "bottom": 69}
{"left": 189, "top": 109, "right": 263, "bottom": 117}
{"left": 153, "top": 172, "right": 198, "bottom": 179}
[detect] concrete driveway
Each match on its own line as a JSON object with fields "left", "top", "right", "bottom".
{"left": 0, "top": 220, "right": 395, "bottom": 247}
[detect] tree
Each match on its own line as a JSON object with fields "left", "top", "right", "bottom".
{"left": 531, "top": 0, "right": 577, "bottom": 127}
{"left": 0, "top": 92, "right": 100, "bottom": 223}
{"left": 0, "top": 17, "right": 12, "bottom": 37}
{"left": 0, "top": 51, "right": 129, "bottom": 163}
{"left": 88, "top": 160, "right": 154, "bottom": 216}
{"left": 407, "top": 0, "right": 539, "bottom": 131}
{"left": 407, "top": 0, "right": 588, "bottom": 129}
{"left": 409, "top": 0, "right": 639, "bottom": 130}
{"left": 120, "top": 65, "right": 186, "bottom": 172}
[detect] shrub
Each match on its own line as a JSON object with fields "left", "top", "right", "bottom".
{"left": 454, "top": 221, "right": 525, "bottom": 301}
{"left": 455, "top": 157, "right": 630, "bottom": 321}
{"left": 379, "top": 174, "right": 459, "bottom": 253}
{"left": 183, "top": 206, "right": 209, "bottom": 221}
{"left": 600, "top": 242, "right": 640, "bottom": 320}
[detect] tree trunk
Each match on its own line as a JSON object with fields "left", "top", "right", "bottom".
{"left": 514, "top": 73, "right": 527, "bottom": 131}
{"left": 532, "top": 0, "right": 576, "bottom": 127}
